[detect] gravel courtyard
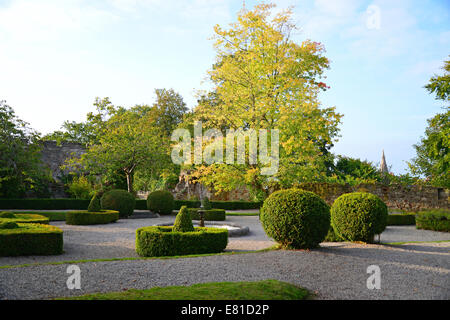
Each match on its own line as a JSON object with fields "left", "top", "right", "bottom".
{"left": 0, "top": 215, "right": 449, "bottom": 300}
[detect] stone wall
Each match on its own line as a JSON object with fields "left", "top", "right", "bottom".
{"left": 40, "top": 141, "right": 85, "bottom": 198}
{"left": 293, "top": 182, "right": 449, "bottom": 211}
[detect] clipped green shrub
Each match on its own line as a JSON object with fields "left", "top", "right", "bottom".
{"left": 0, "top": 211, "right": 17, "bottom": 218}
{"left": 260, "top": 188, "right": 330, "bottom": 249}
{"left": 101, "top": 189, "right": 135, "bottom": 218}
{"left": 88, "top": 193, "right": 102, "bottom": 212}
{"left": 202, "top": 197, "right": 212, "bottom": 210}
{"left": 0, "top": 223, "right": 63, "bottom": 256}
{"left": 324, "top": 227, "right": 345, "bottom": 242}
{"left": 188, "top": 208, "right": 226, "bottom": 221}
{"left": 0, "top": 221, "right": 19, "bottom": 229}
{"left": 331, "top": 192, "right": 388, "bottom": 243}
{"left": 387, "top": 213, "right": 416, "bottom": 225}
{"left": 66, "top": 210, "right": 119, "bottom": 225}
{"left": 0, "top": 199, "right": 90, "bottom": 210}
{"left": 173, "top": 206, "right": 194, "bottom": 232}
{"left": 416, "top": 210, "right": 450, "bottom": 232}
{"left": 146, "top": 190, "right": 174, "bottom": 215}
{"left": 0, "top": 213, "right": 50, "bottom": 224}
{"left": 136, "top": 226, "right": 228, "bottom": 257}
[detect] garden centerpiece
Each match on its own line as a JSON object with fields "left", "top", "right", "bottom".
{"left": 0, "top": 211, "right": 50, "bottom": 224}
{"left": 66, "top": 193, "right": 120, "bottom": 225}
{"left": 136, "top": 206, "right": 228, "bottom": 257}
{"left": 0, "top": 222, "right": 63, "bottom": 256}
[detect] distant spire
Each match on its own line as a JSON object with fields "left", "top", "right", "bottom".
{"left": 380, "top": 150, "right": 389, "bottom": 174}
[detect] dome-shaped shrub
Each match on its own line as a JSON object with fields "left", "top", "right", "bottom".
{"left": 330, "top": 192, "right": 388, "bottom": 243}
{"left": 260, "top": 188, "right": 330, "bottom": 249}
{"left": 173, "top": 206, "right": 194, "bottom": 232}
{"left": 100, "top": 189, "right": 135, "bottom": 218}
{"left": 147, "top": 190, "right": 174, "bottom": 215}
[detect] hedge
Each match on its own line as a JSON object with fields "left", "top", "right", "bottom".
{"left": 188, "top": 208, "right": 226, "bottom": 221}
{"left": 0, "top": 199, "right": 90, "bottom": 210}
{"left": 147, "top": 191, "right": 174, "bottom": 215}
{"left": 101, "top": 190, "right": 135, "bottom": 218}
{"left": 135, "top": 226, "right": 228, "bottom": 257}
{"left": 0, "top": 213, "right": 50, "bottom": 224}
{"left": 387, "top": 213, "right": 416, "bottom": 226}
{"left": 66, "top": 210, "right": 119, "bottom": 225}
{"left": 0, "top": 223, "right": 64, "bottom": 256}
{"left": 416, "top": 210, "right": 450, "bottom": 232}
{"left": 1, "top": 198, "right": 262, "bottom": 211}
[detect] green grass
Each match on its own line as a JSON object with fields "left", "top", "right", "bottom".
{"left": 57, "top": 279, "right": 309, "bottom": 300}
{"left": 226, "top": 211, "right": 260, "bottom": 216}
{"left": 14, "top": 211, "right": 66, "bottom": 221}
{"left": 384, "top": 239, "right": 450, "bottom": 245}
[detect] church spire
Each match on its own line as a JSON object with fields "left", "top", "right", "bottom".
{"left": 380, "top": 150, "right": 389, "bottom": 174}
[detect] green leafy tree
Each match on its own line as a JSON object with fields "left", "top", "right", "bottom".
{"left": 0, "top": 101, "right": 51, "bottom": 197}
{"left": 188, "top": 3, "right": 342, "bottom": 199}
{"left": 408, "top": 59, "right": 449, "bottom": 188}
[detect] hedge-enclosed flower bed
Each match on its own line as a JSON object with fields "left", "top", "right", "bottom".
{"left": 136, "top": 226, "right": 228, "bottom": 257}
{"left": 416, "top": 210, "right": 449, "bottom": 232}
{"left": 66, "top": 210, "right": 120, "bottom": 225}
{"left": 187, "top": 208, "right": 226, "bottom": 221}
{"left": 0, "top": 223, "right": 63, "bottom": 256}
{"left": 0, "top": 212, "right": 50, "bottom": 224}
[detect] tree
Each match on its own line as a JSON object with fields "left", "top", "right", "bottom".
{"left": 408, "top": 58, "right": 449, "bottom": 188}
{"left": 187, "top": 3, "right": 342, "bottom": 199}
{"left": 0, "top": 101, "right": 51, "bottom": 197}
{"left": 152, "top": 88, "right": 188, "bottom": 137}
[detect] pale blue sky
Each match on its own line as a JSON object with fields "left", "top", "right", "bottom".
{"left": 0, "top": 0, "right": 449, "bottom": 174}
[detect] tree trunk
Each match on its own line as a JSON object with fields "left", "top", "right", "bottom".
{"left": 126, "top": 172, "right": 134, "bottom": 194}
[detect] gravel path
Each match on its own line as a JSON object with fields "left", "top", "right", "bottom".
{"left": 1, "top": 216, "right": 449, "bottom": 300}
{"left": 0, "top": 242, "right": 448, "bottom": 300}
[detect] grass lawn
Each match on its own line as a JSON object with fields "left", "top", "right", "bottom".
{"left": 58, "top": 280, "right": 309, "bottom": 300}
{"left": 226, "top": 211, "right": 260, "bottom": 216}
{"left": 14, "top": 211, "right": 66, "bottom": 221}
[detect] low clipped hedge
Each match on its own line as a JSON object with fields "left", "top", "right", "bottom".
{"left": 260, "top": 188, "right": 330, "bottom": 249}
{"left": 136, "top": 226, "right": 228, "bottom": 257}
{"left": 66, "top": 210, "right": 119, "bottom": 225}
{"left": 387, "top": 213, "right": 416, "bottom": 226}
{"left": 187, "top": 208, "right": 226, "bottom": 221}
{"left": 416, "top": 210, "right": 450, "bottom": 232}
{"left": 0, "top": 199, "right": 90, "bottom": 210}
{"left": 147, "top": 191, "right": 174, "bottom": 215}
{"left": 0, "top": 223, "right": 63, "bottom": 256}
{"left": 0, "top": 212, "right": 49, "bottom": 224}
{"left": 331, "top": 192, "right": 388, "bottom": 243}
{"left": 135, "top": 199, "right": 262, "bottom": 211}
{"left": 101, "top": 189, "right": 135, "bottom": 218}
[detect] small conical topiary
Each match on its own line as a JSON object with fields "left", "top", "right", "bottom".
{"left": 88, "top": 193, "right": 102, "bottom": 212}
{"left": 173, "top": 206, "right": 194, "bottom": 232}
{"left": 202, "top": 197, "right": 212, "bottom": 210}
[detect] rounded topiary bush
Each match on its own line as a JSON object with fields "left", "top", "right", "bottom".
{"left": 330, "top": 192, "right": 388, "bottom": 243}
{"left": 100, "top": 189, "right": 135, "bottom": 218}
{"left": 147, "top": 190, "right": 174, "bottom": 215}
{"left": 260, "top": 188, "right": 330, "bottom": 249}
{"left": 88, "top": 193, "right": 102, "bottom": 212}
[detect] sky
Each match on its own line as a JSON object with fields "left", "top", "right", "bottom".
{"left": 0, "top": 0, "right": 449, "bottom": 174}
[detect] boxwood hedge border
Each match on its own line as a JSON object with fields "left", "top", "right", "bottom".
{"left": 0, "top": 223, "right": 64, "bottom": 256}
{"left": 136, "top": 226, "right": 228, "bottom": 257}
{"left": 66, "top": 210, "right": 120, "bottom": 225}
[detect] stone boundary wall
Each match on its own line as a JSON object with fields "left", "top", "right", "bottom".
{"left": 293, "top": 182, "right": 449, "bottom": 211}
